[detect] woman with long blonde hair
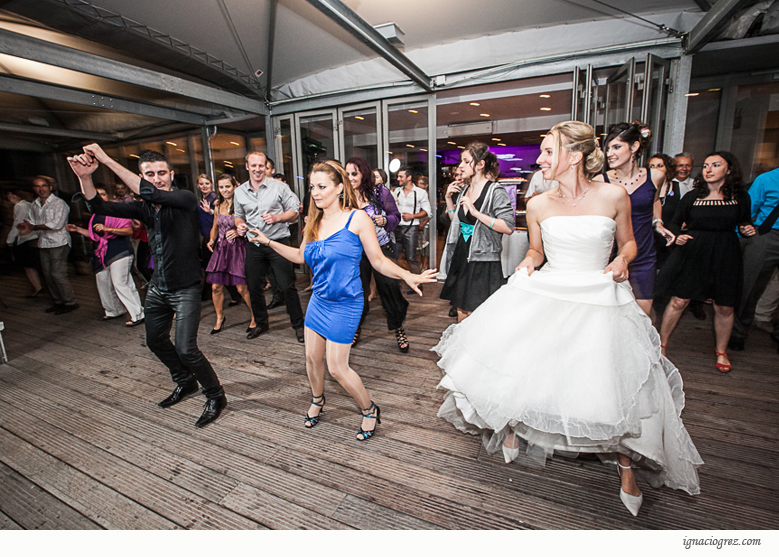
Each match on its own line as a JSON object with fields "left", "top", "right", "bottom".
{"left": 250, "top": 161, "right": 437, "bottom": 440}
{"left": 434, "top": 121, "right": 702, "bottom": 516}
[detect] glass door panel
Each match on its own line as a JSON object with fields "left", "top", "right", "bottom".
{"left": 339, "top": 103, "right": 381, "bottom": 169}
{"left": 641, "top": 54, "right": 672, "bottom": 155}
{"left": 604, "top": 59, "right": 635, "bottom": 133}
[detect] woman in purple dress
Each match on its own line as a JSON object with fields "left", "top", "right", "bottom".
{"left": 206, "top": 174, "right": 255, "bottom": 334}
{"left": 598, "top": 122, "right": 675, "bottom": 315}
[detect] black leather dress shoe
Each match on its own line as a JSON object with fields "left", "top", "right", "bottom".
{"left": 45, "top": 304, "right": 63, "bottom": 313}
{"left": 195, "top": 396, "right": 227, "bottom": 428}
{"left": 267, "top": 299, "right": 285, "bottom": 310}
{"left": 228, "top": 298, "right": 241, "bottom": 306}
{"left": 448, "top": 306, "right": 457, "bottom": 318}
{"left": 158, "top": 381, "right": 199, "bottom": 408}
{"left": 246, "top": 324, "right": 270, "bottom": 339}
{"left": 295, "top": 327, "right": 305, "bottom": 343}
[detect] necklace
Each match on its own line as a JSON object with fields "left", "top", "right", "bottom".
{"left": 612, "top": 167, "right": 643, "bottom": 189}
{"left": 557, "top": 182, "right": 591, "bottom": 206}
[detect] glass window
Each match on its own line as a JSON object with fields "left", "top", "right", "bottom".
{"left": 731, "top": 82, "right": 779, "bottom": 182}
{"left": 211, "top": 133, "right": 247, "bottom": 182}
{"left": 683, "top": 88, "right": 721, "bottom": 173}
{"left": 342, "top": 105, "right": 379, "bottom": 169}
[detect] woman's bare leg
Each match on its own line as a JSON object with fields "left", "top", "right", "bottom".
{"left": 305, "top": 327, "right": 327, "bottom": 419}
{"left": 211, "top": 284, "right": 225, "bottom": 326}
{"left": 618, "top": 453, "right": 641, "bottom": 496}
{"left": 635, "top": 298, "right": 652, "bottom": 317}
{"left": 325, "top": 341, "right": 376, "bottom": 434}
{"left": 659, "top": 296, "right": 690, "bottom": 355}
{"left": 713, "top": 303, "right": 735, "bottom": 367}
{"left": 24, "top": 267, "right": 42, "bottom": 292}
{"left": 457, "top": 309, "right": 471, "bottom": 323}
{"left": 236, "top": 284, "right": 256, "bottom": 328}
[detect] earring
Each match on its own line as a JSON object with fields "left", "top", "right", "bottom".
{"left": 338, "top": 192, "right": 344, "bottom": 200}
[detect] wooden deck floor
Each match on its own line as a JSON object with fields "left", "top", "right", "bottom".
{"left": 0, "top": 267, "right": 777, "bottom": 530}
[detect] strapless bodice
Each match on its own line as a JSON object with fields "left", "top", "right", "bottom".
{"left": 540, "top": 215, "right": 616, "bottom": 272}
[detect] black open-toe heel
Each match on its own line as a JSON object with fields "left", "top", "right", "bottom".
{"left": 304, "top": 394, "right": 325, "bottom": 428}
{"left": 356, "top": 401, "right": 381, "bottom": 441}
{"left": 394, "top": 326, "right": 409, "bottom": 353}
{"left": 352, "top": 327, "right": 361, "bottom": 347}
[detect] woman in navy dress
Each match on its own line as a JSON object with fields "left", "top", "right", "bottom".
{"left": 598, "top": 122, "right": 675, "bottom": 315}
{"left": 249, "top": 161, "right": 437, "bottom": 440}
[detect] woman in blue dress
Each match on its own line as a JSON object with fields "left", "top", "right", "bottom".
{"left": 249, "top": 161, "right": 437, "bottom": 440}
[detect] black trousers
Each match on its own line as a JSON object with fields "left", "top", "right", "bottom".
{"left": 359, "top": 244, "right": 409, "bottom": 330}
{"left": 144, "top": 284, "right": 224, "bottom": 400}
{"left": 245, "top": 239, "right": 304, "bottom": 329}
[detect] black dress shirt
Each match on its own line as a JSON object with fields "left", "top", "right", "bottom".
{"left": 86, "top": 179, "right": 201, "bottom": 291}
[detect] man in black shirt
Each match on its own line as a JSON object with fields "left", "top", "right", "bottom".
{"left": 68, "top": 146, "right": 227, "bottom": 428}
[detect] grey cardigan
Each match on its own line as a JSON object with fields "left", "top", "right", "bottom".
{"left": 442, "top": 181, "right": 515, "bottom": 274}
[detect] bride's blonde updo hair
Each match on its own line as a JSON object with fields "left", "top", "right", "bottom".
{"left": 547, "top": 121, "right": 604, "bottom": 179}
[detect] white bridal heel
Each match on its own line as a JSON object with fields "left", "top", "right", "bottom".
{"left": 502, "top": 434, "right": 520, "bottom": 463}
{"left": 618, "top": 462, "right": 643, "bottom": 516}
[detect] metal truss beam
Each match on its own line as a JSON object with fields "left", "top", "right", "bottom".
{"left": 0, "top": 122, "right": 117, "bottom": 141}
{"left": 0, "top": 28, "right": 267, "bottom": 115}
{"left": 304, "top": 0, "right": 432, "bottom": 92}
{"left": 0, "top": 76, "right": 208, "bottom": 125}
{"left": 686, "top": 0, "right": 752, "bottom": 54}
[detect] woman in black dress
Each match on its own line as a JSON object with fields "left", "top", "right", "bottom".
{"left": 648, "top": 153, "right": 679, "bottom": 268}
{"left": 440, "top": 142, "right": 514, "bottom": 322}
{"left": 658, "top": 152, "right": 756, "bottom": 372}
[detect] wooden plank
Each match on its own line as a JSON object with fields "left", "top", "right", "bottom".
{"left": 0, "top": 462, "right": 100, "bottom": 530}
{"left": 0, "top": 427, "right": 177, "bottom": 529}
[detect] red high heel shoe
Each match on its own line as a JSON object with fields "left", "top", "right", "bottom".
{"left": 715, "top": 350, "right": 732, "bottom": 373}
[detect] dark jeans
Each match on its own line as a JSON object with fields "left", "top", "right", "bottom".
{"left": 394, "top": 225, "right": 420, "bottom": 274}
{"left": 359, "top": 244, "right": 409, "bottom": 330}
{"left": 732, "top": 229, "right": 779, "bottom": 341}
{"left": 245, "top": 239, "right": 304, "bottom": 329}
{"left": 39, "top": 244, "right": 76, "bottom": 305}
{"left": 144, "top": 284, "right": 224, "bottom": 400}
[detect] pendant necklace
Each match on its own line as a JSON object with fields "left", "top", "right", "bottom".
{"left": 557, "top": 181, "right": 591, "bottom": 206}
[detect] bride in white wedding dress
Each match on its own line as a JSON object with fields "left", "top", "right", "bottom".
{"left": 434, "top": 121, "right": 702, "bottom": 516}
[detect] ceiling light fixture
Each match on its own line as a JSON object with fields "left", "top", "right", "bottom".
{"left": 355, "top": 116, "right": 364, "bottom": 120}
{"left": 498, "top": 143, "right": 506, "bottom": 146}
{"left": 230, "top": 141, "right": 240, "bottom": 146}
{"left": 685, "top": 93, "right": 700, "bottom": 97}
{"left": 469, "top": 102, "right": 480, "bottom": 106}
{"left": 406, "top": 144, "right": 415, "bottom": 148}
{"left": 539, "top": 94, "right": 551, "bottom": 98}
{"left": 480, "top": 113, "right": 490, "bottom": 117}
{"left": 492, "top": 138, "right": 500, "bottom": 141}
{"left": 408, "top": 109, "right": 418, "bottom": 114}
{"left": 176, "top": 149, "right": 185, "bottom": 153}
{"left": 708, "top": 88, "right": 721, "bottom": 92}
{"left": 166, "top": 141, "right": 177, "bottom": 146}
{"left": 447, "top": 141, "right": 456, "bottom": 145}
{"left": 540, "top": 107, "right": 552, "bottom": 111}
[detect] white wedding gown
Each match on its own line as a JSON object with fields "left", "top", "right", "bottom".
{"left": 434, "top": 215, "right": 703, "bottom": 495}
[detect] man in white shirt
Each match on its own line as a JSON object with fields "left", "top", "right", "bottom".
{"left": 17, "top": 176, "right": 78, "bottom": 314}
{"left": 393, "top": 167, "right": 431, "bottom": 276}
{"left": 234, "top": 151, "right": 304, "bottom": 342}
{"left": 525, "top": 169, "right": 558, "bottom": 198}
{"left": 674, "top": 153, "right": 695, "bottom": 197}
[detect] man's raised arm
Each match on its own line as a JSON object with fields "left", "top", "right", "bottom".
{"left": 82, "top": 143, "right": 142, "bottom": 195}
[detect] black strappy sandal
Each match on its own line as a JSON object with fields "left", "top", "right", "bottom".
{"left": 304, "top": 394, "right": 325, "bottom": 428}
{"left": 352, "top": 327, "right": 361, "bottom": 347}
{"left": 356, "top": 401, "right": 381, "bottom": 441}
{"left": 394, "top": 326, "right": 409, "bottom": 353}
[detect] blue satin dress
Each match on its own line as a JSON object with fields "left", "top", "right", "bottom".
{"left": 304, "top": 211, "right": 365, "bottom": 343}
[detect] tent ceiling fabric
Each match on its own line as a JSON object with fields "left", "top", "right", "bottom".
{"left": 1, "top": 0, "right": 705, "bottom": 105}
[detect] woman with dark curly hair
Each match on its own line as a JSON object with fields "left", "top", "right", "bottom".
{"left": 598, "top": 122, "right": 675, "bottom": 316}
{"left": 345, "top": 157, "right": 411, "bottom": 352}
{"left": 648, "top": 153, "right": 679, "bottom": 267}
{"left": 658, "top": 151, "right": 756, "bottom": 373}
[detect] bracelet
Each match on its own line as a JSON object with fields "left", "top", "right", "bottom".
{"left": 447, "top": 209, "right": 455, "bottom": 214}
{"left": 489, "top": 218, "right": 496, "bottom": 229}
{"left": 651, "top": 218, "right": 663, "bottom": 229}
{"left": 265, "top": 238, "right": 272, "bottom": 247}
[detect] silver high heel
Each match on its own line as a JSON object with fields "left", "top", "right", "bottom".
{"left": 502, "top": 434, "right": 520, "bottom": 463}
{"left": 618, "top": 462, "right": 643, "bottom": 517}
